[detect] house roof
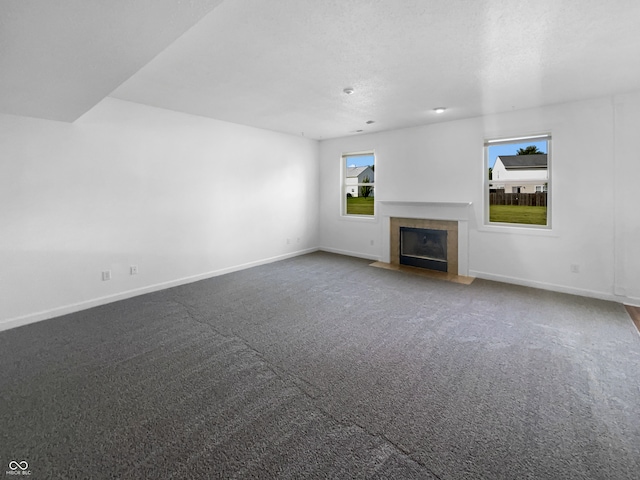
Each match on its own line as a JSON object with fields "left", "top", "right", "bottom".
{"left": 346, "top": 166, "right": 371, "bottom": 178}
{"left": 497, "top": 154, "right": 548, "bottom": 169}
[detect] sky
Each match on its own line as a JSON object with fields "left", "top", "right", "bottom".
{"left": 346, "top": 154, "right": 374, "bottom": 168}
{"left": 346, "top": 145, "right": 547, "bottom": 169}
{"left": 488, "top": 140, "right": 547, "bottom": 169}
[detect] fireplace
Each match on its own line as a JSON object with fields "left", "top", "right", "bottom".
{"left": 400, "top": 227, "right": 448, "bottom": 272}
{"left": 390, "top": 217, "right": 458, "bottom": 275}
{"left": 378, "top": 202, "right": 470, "bottom": 277}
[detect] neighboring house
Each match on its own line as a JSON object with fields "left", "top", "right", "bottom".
{"left": 345, "top": 166, "right": 374, "bottom": 197}
{"left": 491, "top": 154, "right": 548, "bottom": 193}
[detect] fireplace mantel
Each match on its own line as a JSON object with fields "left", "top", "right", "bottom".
{"left": 379, "top": 201, "right": 471, "bottom": 207}
{"left": 378, "top": 201, "right": 471, "bottom": 221}
{"left": 378, "top": 201, "right": 472, "bottom": 275}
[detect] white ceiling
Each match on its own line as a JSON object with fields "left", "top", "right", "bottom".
{"left": 3, "top": 0, "right": 640, "bottom": 139}
{"left": 0, "top": 0, "right": 223, "bottom": 121}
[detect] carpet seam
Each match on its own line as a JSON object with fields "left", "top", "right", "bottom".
{"left": 170, "top": 297, "right": 444, "bottom": 480}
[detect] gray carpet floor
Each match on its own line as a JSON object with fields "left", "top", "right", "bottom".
{"left": 1, "top": 251, "right": 639, "bottom": 479}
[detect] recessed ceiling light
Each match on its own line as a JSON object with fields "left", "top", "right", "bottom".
{"left": 434, "top": 107, "right": 446, "bottom": 113}
{"left": 343, "top": 87, "right": 355, "bottom": 95}
{"left": 366, "top": 120, "right": 375, "bottom": 124}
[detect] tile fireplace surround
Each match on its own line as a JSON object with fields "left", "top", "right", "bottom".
{"left": 378, "top": 201, "right": 472, "bottom": 276}
{"left": 391, "top": 218, "right": 458, "bottom": 274}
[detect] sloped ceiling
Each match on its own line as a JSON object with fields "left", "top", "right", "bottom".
{"left": 3, "top": 0, "right": 640, "bottom": 138}
{"left": 0, "top": 0, "right": 223, "bottom": 121}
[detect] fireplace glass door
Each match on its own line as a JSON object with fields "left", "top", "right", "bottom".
{"left": 399, "top": 227, "right": 448, "bottom": 272}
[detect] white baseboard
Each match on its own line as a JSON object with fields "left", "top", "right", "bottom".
{"left": 469, "top": 269, "right": 635, "bottom": 305}
{"left": 0, "top": 248, "right": 319, "bottom": 333}
{"left": 623, "top": 297, "right": 640, "bottom": 308}
{"left": 319, "top": 246, "right": 380, "bottom": 262}
{"left": 5, "top": 251, "right": 635, "bottom": 333}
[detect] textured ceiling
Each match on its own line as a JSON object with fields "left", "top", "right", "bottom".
{"left": 0, "top": 0, "right": 223, "bottom": 121}
{"left": 3, "top": 0, "right": 640, "bottom": 138}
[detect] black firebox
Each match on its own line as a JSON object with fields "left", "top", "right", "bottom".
{"left": 399, "top": 227, "right": 448, "bottom": 272}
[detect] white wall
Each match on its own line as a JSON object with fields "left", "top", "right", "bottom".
{"left": 0, "top": 98, "right": 319, "bottom": 329}
{"left": 614, "top": 91, "right": 640, "bottom": 303}
{"left": 3, "top": 91, "right": 638, "bottom": 331}
{"left": 319, "top": 94, "right": 640, "bottom": 305}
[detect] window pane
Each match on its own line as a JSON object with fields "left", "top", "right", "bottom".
{"left": 344, "top": 153, "right": 375, "bottom": 216}
{"left": 487, "top": 138, "right": 549, "bottom": 226}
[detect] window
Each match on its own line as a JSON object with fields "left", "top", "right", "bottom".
{"left": 485, "top": 134, "right": 551, "bottom": 227}
{"left": 342, "top": 152, "right": 375, "bottom": 216}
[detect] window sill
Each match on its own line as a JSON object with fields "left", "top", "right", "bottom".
{"left": 339, "top": 214, "right": 378, "bottom": 222}
{"left": 479, "top": 223, "right": 557, "bottom": 237}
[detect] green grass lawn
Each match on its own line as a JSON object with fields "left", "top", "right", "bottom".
{"left": 490, "top": 205, "right": 547, "bottom": 225}
{"left": 346, "top": 196, "right": 375, "bottom": 215}
{"left": 344, "top": 200, "right": 545, "bottom": 223}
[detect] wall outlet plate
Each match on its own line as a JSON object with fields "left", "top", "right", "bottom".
{"left": 130, "top": 265, "right": 138, "bottom": 275}
{"left": 102, "top": 271, "right": 111, "bottom": 281}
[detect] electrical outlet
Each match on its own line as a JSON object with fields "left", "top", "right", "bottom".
{"left": 370, "top": 240, "right": 375, "bottom": 246}
{"left": 570, "top": 264, "right": 580, "bottom": 273}
{"left": 130, "top": 265, "right": 138, "bottom": 275}
{"left": 297, "top": 237, "right": 300, "bottom": 243}
{"left": 286, "top": 238, "right": 291, "bottom": 245}
{"left": 102, "top": 271, "right": 111, "bottom": 281}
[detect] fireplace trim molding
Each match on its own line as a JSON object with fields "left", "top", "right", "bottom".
{"left": 378, "top": 201, "right": 472, "bottom": 276}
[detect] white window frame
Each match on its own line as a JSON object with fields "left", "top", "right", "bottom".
{"left": 484, "top": 134, "right": 552, "bottom": 230}
{"left": 341, "top": 151, "right": 376, "bottom": 218}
